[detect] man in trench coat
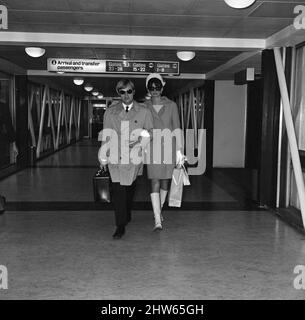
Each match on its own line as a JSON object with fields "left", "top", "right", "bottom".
{"left": 98, "top": 79, "right": 153, "bottom": 239}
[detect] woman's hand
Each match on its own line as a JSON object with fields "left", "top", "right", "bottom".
{"left": 176, "top": 150, "right": 186, "bottom": 166}
{"left": 140, "top": 129, "right": 150, "bottom": 138}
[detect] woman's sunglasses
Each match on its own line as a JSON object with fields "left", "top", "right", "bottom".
{"left": 148, "top": 85, "right": 163, "bottom": 91}
{"left": 118, "top": 89, "right": 133, "bottom": 95}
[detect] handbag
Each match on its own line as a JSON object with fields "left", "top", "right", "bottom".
{"left": 93, "top": 167, "right": 111, "bottom": 202}
{"left": 168, "top": 164, "right": 191, "bottom": 207}
{"left": 181, "top": 163, "right": 190, "bottom": 186}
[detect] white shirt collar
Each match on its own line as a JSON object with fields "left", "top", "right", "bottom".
{"left": 122, "top": 102, "right": 133, "bottom": 111}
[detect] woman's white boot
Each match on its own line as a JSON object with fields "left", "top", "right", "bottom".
{"left": 160, "top": 189, "right": 168, "bottom": 222}
{"left": 150, "top": 192, "right": 162, "bottom": 231}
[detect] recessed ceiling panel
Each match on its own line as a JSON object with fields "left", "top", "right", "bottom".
{"left": 182, "top": 16, "right": 240, "bottom": 28}
{"left": 226, "top": 17, "right": 293, "bottom": 38}
{"left": 178, "top": 27, "right": 228, "bottom": 38}
{"left": 8, "top": 23, "right": 83, "bottom": 34}
{"left": 130, "top": 15, "right": 186, "bottom": 28}
{"left": 79, "top": 25, "right": 131, "bottom": 36}
{"left": 129, "top": 0, "right": 195, "bottom": 15}
{"left": 250, "top": 1, "right": 305, "bottom": 18}
{"left": 47, "top": 47, "right": 97, "bottom": 59}
{"left": 187, "top": 0, "right": 260, "bottom": 16}
{"left": 94, "top": 48, "right": 134, "bottom": 60}
{"left": 1, "top": 0, "right": 70, "bottom": 11}
{"left": 226, "top": 26, "right": 288, "bottom": 38}
{"left": 72, "top": 13, "right": 131, "bottom": 26}
{"left": 67, "top": 0, "right": 130, "bottom": 13}
{"left": 9, "top": 11, "right": 77, "bottom": 24}
{"left": 130, "top": 27, "right": 179, "bottom": 37}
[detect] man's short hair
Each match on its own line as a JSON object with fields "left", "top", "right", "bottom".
{"left": 116, "top": 79, "right": 135, "bottom": 93}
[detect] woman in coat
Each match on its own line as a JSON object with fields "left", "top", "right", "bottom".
{"left": 144, "top": 73, "right": 185, "bottom": 230}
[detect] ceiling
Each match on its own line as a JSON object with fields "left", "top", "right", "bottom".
{"left": 1, "top": 0, "right": 298, "bottom": 38}
{"left": 0, "top": 0, "right": 303, "bottom": 98}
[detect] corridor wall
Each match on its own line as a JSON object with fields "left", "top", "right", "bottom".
{"left": 213, "top": 80, "right": 247, "bottom": 168}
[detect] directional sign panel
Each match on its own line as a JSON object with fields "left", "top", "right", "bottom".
{"left": 47, "top": 58, "right": 179, "bottom": 75}
{"left": 47, "top": 58, "right": 106, "bottom": 73}
{"left": 105, "top": 60, "right": 179, "bottom": 75}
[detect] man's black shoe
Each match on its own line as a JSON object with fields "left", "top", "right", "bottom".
{"left": 112, "top": 226, "right": 125, "bottom": 239}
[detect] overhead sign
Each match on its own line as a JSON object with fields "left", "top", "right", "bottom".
{"left": 47, "top": 58, "right": 106, "bottom": 73}
{"left": 105, "top": 60, "right": 179, "bottom": 75}
{"left": 47, "top": 58, "right": 179, "bottom": 75}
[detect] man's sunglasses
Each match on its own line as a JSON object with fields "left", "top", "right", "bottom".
{"left": 148, "top": 85, "right": 163, "bottom": 91}
{"left": 118, "top": 89, "right": 133, "bottom": 95}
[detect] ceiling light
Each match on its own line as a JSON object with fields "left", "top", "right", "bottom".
{"left": 92, "top": 91, "right": 99, "bottom": 96}
{"left": 84, "top": 84, "right": 93, "bottom": 92}
{"left": 224, "top": 0, "right": 256, "bottom": 9}
{"left": 25, "top": 47, "right": 45, "bottom": 58}
{"left": 57, "top": 71, "right": 65, "bottom": 74}
{"left": 73, "top": 78, "right": 84, "bottom": 85}
{"left": 176, "top": 51, "right": 195, "bottom": 61}
{"left": 97, "top": 94, "right": 104, "bottom": 99}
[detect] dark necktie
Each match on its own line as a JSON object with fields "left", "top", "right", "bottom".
{"left": 125, "top": 105, "right": 129, "bottom": 112}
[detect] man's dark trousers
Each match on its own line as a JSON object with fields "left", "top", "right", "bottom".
{"left": 111, "top": 181, "right": 137, "bottom": 227}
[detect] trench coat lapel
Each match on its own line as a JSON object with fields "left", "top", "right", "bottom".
{"left": 117, "top": 102, "right": 127, "bottom": 120}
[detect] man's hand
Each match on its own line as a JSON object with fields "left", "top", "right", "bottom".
{"left": 139, "top": 129, "right": 151, "bottom": 150}
{"left": 99, "top": 163, "right": 108, "bottom": 171}
{"left": 98, "top": 157, "right": 108, "bottom": 171}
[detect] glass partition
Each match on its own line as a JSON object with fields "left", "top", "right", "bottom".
{"left": 293, "top": 46, "right": 305, "bottom": 151}
{"left": 290, "top": 45, "right": 305, "bottom": 209}
{"left": 0, "top": 74, "right": 15, "bottom": 169}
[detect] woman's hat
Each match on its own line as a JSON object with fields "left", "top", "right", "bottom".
{"left": 145, "top": 73, "right": 165, "bottom": 88}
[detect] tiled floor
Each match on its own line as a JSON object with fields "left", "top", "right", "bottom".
{"left": 0, "top": 210, "right": 305, "bottom": 299}
{"left": 0, "top": 140, "right": 237, "bottom": 205}
{"left": 0, "top": 140, "right": 304, "bottom": 300}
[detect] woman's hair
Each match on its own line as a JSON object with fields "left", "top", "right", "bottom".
{"left": 116, "top": 79, "right": 135, "bottom": 93}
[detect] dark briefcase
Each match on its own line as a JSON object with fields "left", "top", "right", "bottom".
{"left": 0, "top": 195, "right": 6, "bottom": 213}
{"left": 93, "top": 167, "right": 111, "bottom": 202}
